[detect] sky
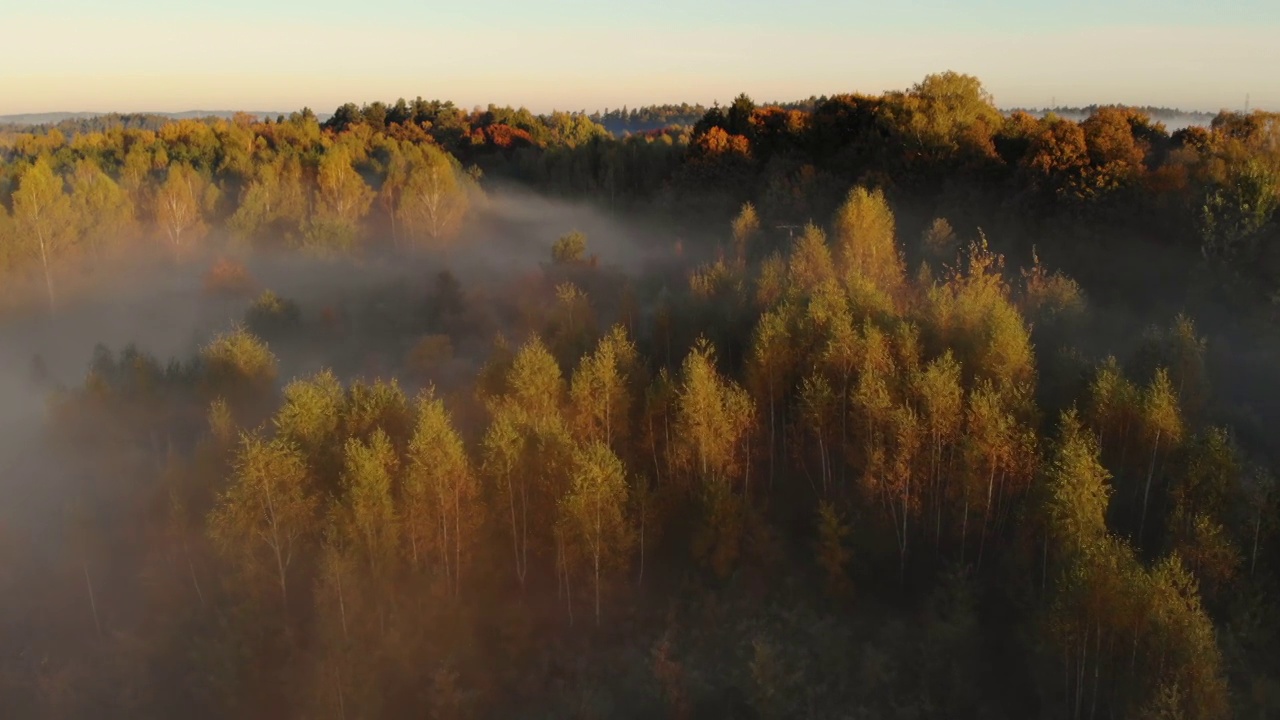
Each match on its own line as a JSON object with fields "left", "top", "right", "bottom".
{"left": 3, "top": 0, "right": 1278, "bottom": 115}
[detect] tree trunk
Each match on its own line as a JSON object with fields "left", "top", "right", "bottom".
{"left": 335, "top": 665, "right": 347, "bottom": 720}
{"left": 1139, "top": 430, "right": 1161, "bottom": 548}
{"left": 507, "top": 476, "right": 524, "bottom": 587}
{"left": 594, "top": 493, "right": 603, "bottom": 626}
{"left": 1251, "top": 508, "right": 1261, "bottom": 577}
{"left": 263, "top": 481, "right": 289, "bottom": 605}
{"left": 454, "top": 480, "right": 463, "bottom": 598}
{"left": 978, "top": 455, "right": 997, "bottom": 569}
{"left": 184, "top": 540, "right": 205, "bottom": 608}
{"left": 83, "top": 561, "right": 102, "bottom": 639}
{"left": 768, "top": 384, "right": 776, "bottom": 492}
{"left": 900, "top": 476, "right": 909, "bottom": 583}
{"left": 336, "top": 566, "right": 349, "bottom": 642}
{"left": 1090, "top": 620, "right": 1101, "bottom": 720}
{"left": 638, "top": 491, "right": 646, "bottom": 587}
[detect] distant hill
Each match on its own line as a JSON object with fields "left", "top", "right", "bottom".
{"left": 1005, "top": 105, "right": 1219, "bottom": 130}
{"left": 0, "top": 100, "right": 1230, "bottom": 139}
{"left": 0, "top": 110, "right": 333, "bottom": 137}
{"left": 0, "top": 110, "right": 286, "bottom": 125}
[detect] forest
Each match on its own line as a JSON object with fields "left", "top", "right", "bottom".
{"left": 0, "top": 71, "right": 1278, "bottom": 719}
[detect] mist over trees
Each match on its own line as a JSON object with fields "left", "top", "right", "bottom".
{"left": 0, "top": 71, "right": 1279, "bottom": 719}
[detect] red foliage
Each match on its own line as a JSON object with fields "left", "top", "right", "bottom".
{"left": 479, "top": 123, "right": 536, "bottom": 151}
{"left": 203, "top": 257, "right": 256, "bottom": 296}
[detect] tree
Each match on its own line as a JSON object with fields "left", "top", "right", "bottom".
{"left": 831, "top": 186, "right": 905, "bottom": 299}
{"left": 1197, "top": 157, "right": 1279, "bottom": 262}
{"left": 674, "top": 338, "right": 755, "bottom": 575}
{"left": 68, "top": 158, "right": 134, "bottom": 262}
{"left": 208, "top": 434, "right": 317, "bottom": 606}
{"left": 403, "top": 389, "right": 478, "bottom": 597}
{"left": 561, "top": 441, "right": 633, "bottom": 625}
{"left": 1138, "top": 369, "right": 1184, "bottom": 547}
{"left": 786, "top": 223, "right": 836, "bottom": 294}
{"left": 481, "top": 335, "right": 572, "bottom": 589}
{"left": 12, "top": 158, "right": 76, "bottom": 311}
{"left": 884, "top": 71, "right": 1000, "bottom": 165}
{"left": 398, "top": 144, "right": 470, "bottom": 246}
{"left": 552, "top": 230, "right": 588, "bottom": 264}
{"left": 913, "top": 352, "right": 964, "bottom": 551}
{"left": 0, "top": 204, "right": 13, "bottom": 280}
{"left": 1085, "top": 356, "right": 1140, "bottom": 470}
{"left": 308, "top": 145, "right": 374, "bottom": 252}
{"left": 274, "top": 369, "right": 346, "bottom": 484}
{"left": 228, "top": 156, "right": 308, "bottom": 248}
{"left": 335, "top": 430, "right": 400, "bottom": 580}
{"left": 570, "top": 324, "right": 639, "bottom": 451}
{"left": 815, "top": 500, "right": 853, "bottom": 599}
{"left": 745, "top": 303, "right": 798, "bottom": 488}
{"left": 154, "top": 162, "right": 209, "bottom": 255}
{"left": 920, "top": 217, "right": 958, "bottom": 267}
{"left": 341, "top": 379, "right": 413, "bottom": 451}
{"left": 550, "top": 281, "right": 595, "bottom": 366}
{"left": 199, "top": 327, "right": 278, "bottom": 417}
{"left": 1042, "top": 410, "right": 1112, "bottom": 558}
{"left": 731, "top": 202, "right": 760, "bottom": 267}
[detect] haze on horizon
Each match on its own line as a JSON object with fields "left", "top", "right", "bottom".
{"left": 5, "top": 0, "right": 1279, "bottom": 116}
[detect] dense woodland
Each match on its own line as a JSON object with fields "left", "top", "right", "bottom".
{"left": 0, "top": 72, "right": 1279, "bottom": 719}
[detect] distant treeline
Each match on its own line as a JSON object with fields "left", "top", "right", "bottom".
{"left": 1, "top": 73, "right": 1277, "bottom": 310}
{"left": 0, "top": 111, "right": 287, "bottom": 136}
{"left": 1009, "top": 105, "right": 1219, "bottom": 128}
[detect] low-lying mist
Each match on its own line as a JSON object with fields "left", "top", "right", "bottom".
{"left": 0, "top": 186, "right": 687, "bottom": 530}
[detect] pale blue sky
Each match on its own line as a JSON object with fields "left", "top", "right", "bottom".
{"left": 5, "top": 0, "right": 1277, "bottom": 114}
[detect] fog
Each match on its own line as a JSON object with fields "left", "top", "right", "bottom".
{"left": 0, "top": 186, "right": 694, "bottom": 547}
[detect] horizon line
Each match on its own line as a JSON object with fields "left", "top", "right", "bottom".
{"left": 0, "top": 101, "right": 1255, "bottom": 125}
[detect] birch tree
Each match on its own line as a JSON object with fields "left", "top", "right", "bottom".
{"left": 561, "top": 441, "right": 633, "bottom": 625}
{"left": 208, "top": 434, "right": 318, "bottom": 606}
{"left": 154, "top": 162, "right": 209, "bottom": 256}
{"left": 12, "top": 158, "right": 75, "bottom": 311}
{"left": 403, "top": 389, "right": 478, "bottom": 597}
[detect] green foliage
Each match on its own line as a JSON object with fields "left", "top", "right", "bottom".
{"left": 832, "top": 185, "right": 904, "bottom": 297}
{"left": 1042, "top": 409, "right": 1112, "bottom": 554}
{"left": 403, "top": 388, "right": 477, "bottom": 595}
{"left": 199, "top": 326, "right": 277, "bottom": 410}
{"left": 561, "top": 441, "right": 633, "bottom": 624}
{"left": 336, "top": 430, "right": 400, "bottom": 577}
{"left": 1198, "top": 157, "right": 1279, "bottom": 262}
{"left": 12, "top": 157, "right": 75, "bottom": 309}
{"left": 730, "top": 202, "right": 760, "bottom": 266}
{"left": 815, "top": 500, "right": 852, "bottom": 599}
{"left": 208, "top": 433, "right": 317, "bottom": 605}
{"left": 551, "top": 230, "right": 587, "bottom": 264}
{"left": 244, "top": 290, "right": 302, "bottom": 340}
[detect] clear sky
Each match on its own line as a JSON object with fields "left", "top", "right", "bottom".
{"left": 4, "top": 0, "right": 1277, "bottom": 115}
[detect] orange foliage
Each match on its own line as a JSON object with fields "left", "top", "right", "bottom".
{"left": 692, "top": 127, "right": 751, "bottom": 159}
{"left": 203, "top": 256, "right": 256, "bottom": 296}
{"left": 474, "top": 123, "right": 537, "bottom": 151}
{"left": 1024, "top": 120, "right": 1089, "bottom": 178}
{"left": 1082, "top": 108, "right": 1147, "bottom": 173}
{"left": 1146, "top": 162, "right": 1191, "bottom": 196}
